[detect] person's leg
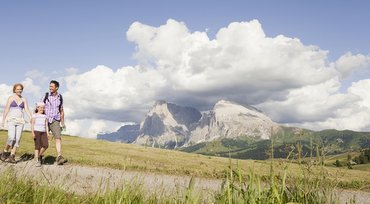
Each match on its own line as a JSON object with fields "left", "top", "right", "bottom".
{"left": 34, "top": 131, "right": 41, "bottom": 161}
{"left": 50, "top": 121, "right": 66, "bottom": 164}
{"left": 3, "top": 144, "right": 11, "bottom": 152}
{"left": 1, "top": 122, "right": 14, "bottom": 161}
{"left": 5, "top": 122, "right": 16, "bottom": 151}
{"left": 10, "top": 124, "right": 24, "bottom": 156}
{"left": 39, "top": 132, "right": 48, "bottom": 156}
{"left": 34, "top": 149, "right": 39, "bottom": 160}
{"left": 50, "top": 121, "right": 62, "bottom": 155}
{"left": 34, "top": 131, "right": 43, "bottom": 166}
{"left": 55, "top": 138, "right": 62, "bottom": 156}
{"left": 7, "top": 123, "right": 22, "bottom": 163}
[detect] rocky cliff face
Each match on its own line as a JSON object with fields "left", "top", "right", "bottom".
{"left": 187, "top": 100, "right": 278, "bottom": 145}
{"left": 98, "top": 100, "right": 278, "bottom": 149}
{"left": 134, "top": 100, "right": 202, "bottom": 148}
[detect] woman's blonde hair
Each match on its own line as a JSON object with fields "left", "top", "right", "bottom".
{"left": 13, "top": 83, "right": 24, "bottom": 93}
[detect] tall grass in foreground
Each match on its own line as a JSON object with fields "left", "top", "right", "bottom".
{"left": 215, "top": 131, "right": 356, "bottom": 204}
{"left": 0, "top": 132, "right": 358, "bottom": 203}
{"left": 0, "top": 169, "right": 201, "bottom": 204}
{"left": 0, "top": 159, "right": 356, "bottom": 204}
{"left": 215, "top": 158, "right": 356, "bottom": 204}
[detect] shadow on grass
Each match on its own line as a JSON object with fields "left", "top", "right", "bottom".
{"left": 16, "top": 153, "right": 56, "bottom": 165}
{"left": 43, "top": 155, "right": 56, "bottom": 165}
{"left": 18, "top": 153, "right": 34, "bottom": 162}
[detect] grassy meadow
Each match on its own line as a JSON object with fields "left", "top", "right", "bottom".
{"left": 1, "top": 129, "right": 370, "bottom": 203}
{"left": 1, "top": 130, "right": 370, "bottom": 189}
{"left": 325, "top": 152, "right": 370, "bottom": 171}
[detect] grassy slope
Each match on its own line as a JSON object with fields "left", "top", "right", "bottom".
{"left": 1, "top": 130, "right": 370, "bottom": 190}
{"left": 181, "top": 128, "right": 370, "bottom": 160}
{"left": 1, "top": 130, "right": 267, "bottom": 178}
{"left": 325, "top": 151, "right": 370, "bottom": 171}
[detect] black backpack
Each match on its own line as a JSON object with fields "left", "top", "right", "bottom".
{"left": 43, "top": 92, "right": 63, "bottom": 113}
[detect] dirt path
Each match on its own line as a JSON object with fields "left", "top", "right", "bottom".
{"left": 1, "top": 161, "right": 370, "bottom": 203}
{"left": 0, "top": 160, "right": 221, "bottom": 195}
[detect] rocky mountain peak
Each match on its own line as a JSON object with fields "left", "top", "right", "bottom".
{"left": 213, "top": 100, "right": 272, "bottom": 124}
{"left": 143, "top": 100, "right": 202, "bottom": 130}
{"left": 100, "top": 100, "right": 278, "bottom": 149}
{"left": 214, "top": 100, "right": 262, "bottom": 113}
{"left": 154, "top": 99, "right": 167, "bottom": 106}
{"left": 187, "top": 100, "right": 277, "bottom": 144}
{"left": 135, "top": 101, "right": 202, "bottom": 148}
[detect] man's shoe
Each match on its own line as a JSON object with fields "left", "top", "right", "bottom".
{"left": 39, "top": 155, "right": 43, "bottom": 164}
{"left": 8, "top": 154, "right": 16, "bottom": 163}
{"left": 56, "top": 155, "right": 67, "bottom": 165}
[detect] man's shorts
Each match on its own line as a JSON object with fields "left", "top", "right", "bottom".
{"left": 49, "top": 121, "right": 62, "bottom": 139}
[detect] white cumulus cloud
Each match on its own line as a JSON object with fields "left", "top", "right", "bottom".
{"left": 335, "top": 52, "right": 370, "bottom": 78}
{"left": 3, "top": 19, "right": 370, "bottom": 137}
{"left": 125, "top": 19, "right": 339, "bottom": 107}
{"left": 259, "top": 79, "right": 370, "bottom": 131}
{"left": 59, "top": 19, "right": 370, "bottom": 136}
{"left": 62, "top": 65, "right": 166, "bottom": 122}
{"left": 64, "top": 118, "right": 123, "bottom": 138}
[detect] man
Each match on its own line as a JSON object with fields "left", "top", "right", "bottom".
{"left": 42, "top": 80, "right": 67, "bottom": 165}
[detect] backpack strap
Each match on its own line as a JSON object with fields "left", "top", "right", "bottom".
{"left": 59, "top": 94, "right": 63, "bottom": 113}
{"left": 43, "top": 92, "right": 63, "bottom": 113}
{"left": 43, "top": 92, "right": 49, "bottom": 104}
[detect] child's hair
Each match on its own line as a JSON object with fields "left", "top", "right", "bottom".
{"left": 35, "top": 102, "right": 46, "bottom": 114}
{"left": 34, "top": 108, "right": 45, "bottom": 114}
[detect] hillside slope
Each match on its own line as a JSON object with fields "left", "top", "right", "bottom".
{"left": 181, "top": 127, "right": 370, "bottom": 160}
{"left": 1, "top": 130, "right": 369, "bottom": 180}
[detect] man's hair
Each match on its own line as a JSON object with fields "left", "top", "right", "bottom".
{"left": 50, "top": 80, "right": 60, "bottom": 88}
{"left": 13, "top": 83, "right": 24, "bottom": 93}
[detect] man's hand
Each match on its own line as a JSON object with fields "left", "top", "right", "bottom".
{"left": 60, "top": 122, "right": 66, "bottom": 131}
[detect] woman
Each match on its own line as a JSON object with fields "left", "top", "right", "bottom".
{"left": 0, "top": 83, "right": 32, "bottom": 163}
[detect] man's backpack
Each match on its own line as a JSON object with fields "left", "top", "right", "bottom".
{"left": 43, "top": 92, "right": 63, "bottom": 113}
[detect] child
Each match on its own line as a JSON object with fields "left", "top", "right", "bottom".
{"left": 31, "top": 102, "right": 49, "bottom": 167}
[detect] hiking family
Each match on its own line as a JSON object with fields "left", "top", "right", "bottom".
{"left": 0, "top": 80, "right": 67, "bottom": 166}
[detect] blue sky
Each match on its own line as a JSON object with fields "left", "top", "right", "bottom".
{"left": 1, "top": 1, "right": 370, "bottom": 137}
{"left": 1, "top": 1, "right": 369, "bottom": 83}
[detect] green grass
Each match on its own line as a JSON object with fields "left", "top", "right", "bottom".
{"left": 325, "top": 151, "right": 370, "bottom": 171}
{"left": 1, "top": 129, "right": 367, "bottom": 203}
{"left": 352, "top": 163, "right": 370, "bottom": 171}
{"left": 181, "top": 128, "right": 370, "bottom": 160}
{"left": 1, "top": 130, "right": 370, "bottom": 191}
{"left": 0, "top": 158, "right": 357, "bottom": 203}
{"left": 1, "top": 130, "right": 265, "bottom": 178}
{"left": 0, "top": 169, "right": 201, "bottom": 204}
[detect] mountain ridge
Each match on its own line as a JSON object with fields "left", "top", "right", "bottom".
{"left": 99, "top": 100, "right": 279, "bottom": 148}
